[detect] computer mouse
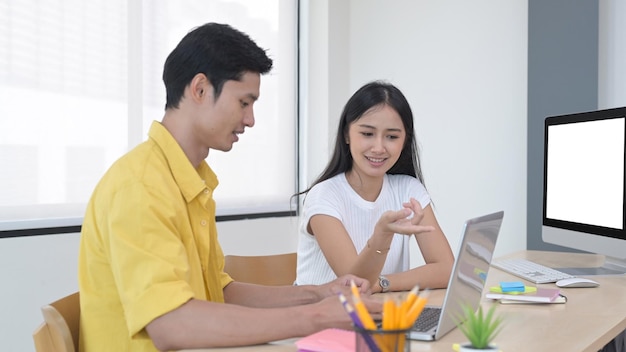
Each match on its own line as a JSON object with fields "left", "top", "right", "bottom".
{"left": 555, "top": 277, "right": 600, "bottom": 288}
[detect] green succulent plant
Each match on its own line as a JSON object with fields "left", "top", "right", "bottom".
{"left": 454, "top": 304, "right": 504, "bottom": 349}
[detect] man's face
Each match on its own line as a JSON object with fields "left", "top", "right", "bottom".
{"left": 196, "top": 71, "right": 261, "bottom": 152}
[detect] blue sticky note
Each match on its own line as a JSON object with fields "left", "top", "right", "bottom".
{"left": 500, "top": 281, "right": 525, "bottom": 292}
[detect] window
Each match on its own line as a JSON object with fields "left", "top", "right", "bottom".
{"left": 0, "top": 0, "right": 297, "bottom": 231}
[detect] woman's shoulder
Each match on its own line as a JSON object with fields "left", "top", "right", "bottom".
{"left": 303, "top": 174, "right": 350, "bottom": 212}
{"left": 386, "top": 173, "right": 421, "bottom": 186}
{"left": 309, "top": 174, "right": 346, "bottom": 192}
{"left": 386, "top": 174, "right": 428, "bottom": 198}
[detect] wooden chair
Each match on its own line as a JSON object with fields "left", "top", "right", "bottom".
{"left": 224, "top": 253, "right": 297, "bottom": 286}
{"left": 33, "top": 291, "right": 80, "bottom": 352}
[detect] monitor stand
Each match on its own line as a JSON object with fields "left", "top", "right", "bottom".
{"left": 556, "top": 256, "right": 626, "bottom": 276}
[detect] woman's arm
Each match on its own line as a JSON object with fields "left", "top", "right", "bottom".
{"left": 309, "top": 213, "right": 390, "bottom": 286}
{"left": 311, "top": 200, "right": 453, "bottom": 291}
{"left": 382, "top": 204, "right": 454, "bottom": 291}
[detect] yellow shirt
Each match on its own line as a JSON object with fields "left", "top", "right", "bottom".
{"left": 78, "top": 121, "right": 233, "bottom": 352}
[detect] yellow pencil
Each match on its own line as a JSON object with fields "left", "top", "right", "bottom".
{"left": 402, "top": 285, "right": 419, "bottom": 311}
{"left": 381, "top": 298, "right": 396, "bottom": 352}
{"left": 393, "top": 298, "right": 409, "bottom": 352}
{"left": 350, "top": 279, "right": 361, "bottom": 298}
{"left": 398, "top": 285, "right": 418, "bottom": 328}
{"left": 405, "top": 289, "right": 430, "bottom": 327}
{"left": 382, "top": 298, "right": 395, "bottom": 330}
{"left": 352, "top": 292, "right": 377, "bottom": 330}
{"left": 395, "top": 297, "right": 408, "bottom": 329}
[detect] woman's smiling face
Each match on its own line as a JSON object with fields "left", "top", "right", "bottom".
{"left": 346, "top": 104, "right": 406, "bottom": 179}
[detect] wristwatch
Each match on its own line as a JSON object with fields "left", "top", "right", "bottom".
{"left": 378, "top": 275, "right": 390, "bottom": 293}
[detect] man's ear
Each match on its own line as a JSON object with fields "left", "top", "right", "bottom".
{"left": 190, "top": 73, "right": 211, "bottom": 103}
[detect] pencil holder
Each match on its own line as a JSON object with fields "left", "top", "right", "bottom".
{"left": 354, "top": 326, "right": 410, "bottom": 352}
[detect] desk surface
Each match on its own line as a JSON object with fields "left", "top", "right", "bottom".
{"left": 179, "top": 250, "right": 626, "bottom": 352}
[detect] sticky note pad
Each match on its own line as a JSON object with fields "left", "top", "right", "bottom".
{"left": 296, "top": 328, "right": 355, "bottom": 352}
{"left": 489, "top": 285, "right": 537, "bottom": 294}
{"left": 500, "top": 281, "right": 525, "bottom": 292}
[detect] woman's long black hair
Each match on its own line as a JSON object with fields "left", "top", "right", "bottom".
{"left": 295, "top": 80, "right": 426, "bottom": 200}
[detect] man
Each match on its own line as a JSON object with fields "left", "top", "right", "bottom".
{"left": 78, "top": 23, "right": 377, "bottom": 351}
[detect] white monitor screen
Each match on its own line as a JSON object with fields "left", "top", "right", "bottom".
{"left": 545, "top": 117, "right": 625, "bottom": 230}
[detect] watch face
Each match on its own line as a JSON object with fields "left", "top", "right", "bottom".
{"left": 379, "top": 276, "right": 390, "bottom": 291}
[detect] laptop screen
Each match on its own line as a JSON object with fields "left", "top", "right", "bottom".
{"left": 409, "top": 211, "right": 504, "bottom": 341}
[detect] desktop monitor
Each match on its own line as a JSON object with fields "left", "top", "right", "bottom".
{"left": 542, "top": 106, "right": 626, "bottom": 276}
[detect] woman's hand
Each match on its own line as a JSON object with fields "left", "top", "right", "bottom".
{"left": 374, "top": 198, "right": 434, "bottom": 237}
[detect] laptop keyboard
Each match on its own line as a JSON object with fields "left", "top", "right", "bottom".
{"left": 412, "top": 307, "right": 441, "bottom": 332}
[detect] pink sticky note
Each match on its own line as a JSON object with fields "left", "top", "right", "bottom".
{"left": 295, "top": 328, "right": 355, "bottom": 352}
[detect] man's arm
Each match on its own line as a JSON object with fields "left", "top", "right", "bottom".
{"left": 222, "top": 274, "right": 370, "bottom": 308}
{"left": 146, "top": 298, "right": 321, "bottom": 350}
{"left": 145, "top": 275, "right": 378, "bottom": 351}
{"left": 223, "top": 281, "right": 319, "bottom": 307}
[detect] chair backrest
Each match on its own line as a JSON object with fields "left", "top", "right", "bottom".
{"left": 224, "top": 253, "right": 297, "bottom": 286}
{"left": 33, "top": 291, "right": 80, "bottom": 352}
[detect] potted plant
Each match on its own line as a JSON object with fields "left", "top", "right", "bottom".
{"left": 453, "top": 304, "right": 504, "bottom": 351}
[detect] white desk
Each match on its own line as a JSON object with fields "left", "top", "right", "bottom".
{"left": 179, "top": 250, "right": 626, "bottom": 352}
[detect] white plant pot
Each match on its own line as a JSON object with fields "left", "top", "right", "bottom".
{"left": 457, "top": 343, "right": 499, "bottom": 351}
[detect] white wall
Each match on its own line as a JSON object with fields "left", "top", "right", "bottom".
{"left": 299, "top": 0, "right": 529, "bottom": 262}
{"left": 349, "top": 0, "right": 528, "bottom": 257}
{"left": 0, "top": 233, "right": 81, "bottom": 352}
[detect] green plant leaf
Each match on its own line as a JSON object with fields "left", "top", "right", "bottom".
{"left": 452, "top": 304, "right": 503, "bottom": 349}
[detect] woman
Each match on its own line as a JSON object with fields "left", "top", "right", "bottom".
{"left": 295, "top": 80, "right": 454, "bottom": 292}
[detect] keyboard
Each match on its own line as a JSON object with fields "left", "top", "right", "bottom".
{"left": 491, "top": 258, "right": 575, "bottom": 284}
{"left": 412, "top": 307, "right": 441, "bottom": 332}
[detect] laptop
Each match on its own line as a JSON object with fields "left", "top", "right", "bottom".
{"left": 408, "top": 210, "right": 504, "bottom": 341}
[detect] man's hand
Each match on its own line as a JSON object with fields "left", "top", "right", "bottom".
{"left": 315, "top": 274, "right": 372, "bottom": 300}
